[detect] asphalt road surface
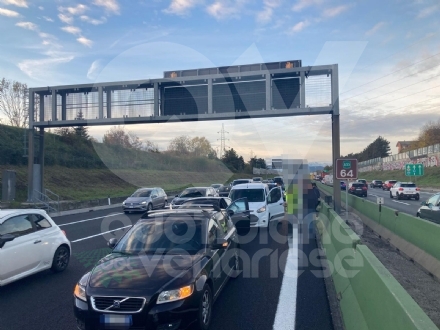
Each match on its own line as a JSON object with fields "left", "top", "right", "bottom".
{"left": 0, "top": 207, "right": 334, "bottom": 330}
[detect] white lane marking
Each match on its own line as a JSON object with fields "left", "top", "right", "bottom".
{"left": 59, "top": 213, "right": 123, "bottom": 227}
{"left": 71, "top": 225, "right": 131, "bottom": 243}
{"left": 392, "top": 200, "right": 410, "bottom": 205}
{"left": 370, "top": 194, "right": 379, "bottom": 197}
{"left": 273, "top": 224, "right": 298, "bottom": 330}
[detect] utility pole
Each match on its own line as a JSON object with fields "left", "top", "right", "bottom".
{"left": 217, "top": 123, "right": 229, "bottom": 159}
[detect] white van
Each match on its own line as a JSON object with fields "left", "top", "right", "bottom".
{"left": 228, "top": 183, "right": 285, "bottom": 228}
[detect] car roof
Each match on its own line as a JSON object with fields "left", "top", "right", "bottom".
{"left": 0, "top": 209, "right": 49, "bottom": 223}
{"left": 183, "top": 187, "right": 209, "bottom": 189}
{"left": 140, "top": 208, "right": 216, "bottom": 220}
{"left": 231, "top": 182, "right": 267, "bottom": 189}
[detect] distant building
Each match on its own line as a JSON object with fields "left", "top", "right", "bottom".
{"left": 272, "top": 158, "right": 283, "bottom": 170}
{"left": 396, "top": 141, "right": 416, "bottom": 153}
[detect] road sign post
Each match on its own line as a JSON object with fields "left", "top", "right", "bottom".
{"left": 336, "top": 159, "right": 358, "bottom": 219}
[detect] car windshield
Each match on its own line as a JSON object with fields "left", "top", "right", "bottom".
{"left": 113, "top": 219, "right": 204, "bottom": 254}
{"left": 401, "top": 183, "right": 416, "bottom": 187}
{"left": 230, "top": 189, "right": 265, "bottom": 202}
{"left": 180, "top": 188, "right": 206, "bottom": 198}
{"left": 211, "top": 184, "right": 222, "bottom": 188}
{"left": 131, "top": 190, "right": 152, "bottom": 197}
{"left": 390, "top": 181, "right": 397, "bottom": 184}
{"left": 233, "top": 180, "right": 249, "bottom": 185}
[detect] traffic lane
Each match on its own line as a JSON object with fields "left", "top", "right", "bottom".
{"left": 50, "top": 206, "right": 124, "bottom": 226}
{"left": 366, "top": 188, "right": 422, "bottom": 216}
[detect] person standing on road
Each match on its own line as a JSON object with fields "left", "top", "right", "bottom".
{"left": 311, "top": 182, "right": 321, "bottom": 211}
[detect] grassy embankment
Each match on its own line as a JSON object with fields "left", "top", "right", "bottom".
{"left": 358, "top": 167, "right": 440, "bottom": 188}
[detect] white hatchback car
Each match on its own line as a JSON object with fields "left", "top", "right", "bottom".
{"left": 0, "top": 209, "right": 71, "bottom": 286}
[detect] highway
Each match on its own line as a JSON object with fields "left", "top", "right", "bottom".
{"left": 0, "top": 206, "right": 334, "bottom": 330}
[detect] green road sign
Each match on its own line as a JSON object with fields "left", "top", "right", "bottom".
{"left": 405, "top": 163, "right": 424, "bottom": 176}
{"left": 342, "top": 161, "right": 351, "bottom": 169}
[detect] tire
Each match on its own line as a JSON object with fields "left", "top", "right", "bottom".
{"left": 163, "top": 200, "right": 168, "bottom": 209}
{"left": 147, "top": 203, "right": 153, "bottom": 212}
{"left": 364, "top": 193, "right": 368, "bottom": 197}
{"left": 194, "top": 284, "right": 213, "bottom": 330}
{"left": 51, "top": 245, "right": 70, "bottom": 273}
{"left": 415, "top": 194, "right": 420, "bottom": 201}
{"left": 417, "top": 212, "right": 420, "bottom": 218}
{"left": 397, "top": 193, "right": 402, "bottom": 200}
{"left": 390, "top": 191, "right": 393, "bottom": 199}
{"left": 230, "top": 248, "right": 241, "bottom": 279}
{"left": 123, "top": 210, "right": 128, "bottom": 214}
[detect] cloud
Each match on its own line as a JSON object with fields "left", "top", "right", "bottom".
{"left": 77, "top": 36, "right": 93, "bottom": 47}
{"left": 365, "top": 21, "right": 385, "bottom": 36}
{"left": 18, "top": 55, "right": 75, "bottom": 79}
{"left": 163, "top": 0, "right": 201, "bottom": 16}
{"left": 322, "top": 5, "right": 349, "bottom": 18}
{"left": 80, "top": 15, "right": 107, "bottom": 25}
{"left": 417, "top": 5, "right": 439, "bottom": 18}
{"left": 288, "top": 20, "right": 309, "bottom": 34}
{"left": 0, "top": 7, "right": 19, "bottom": 16}
{"left": 87, "top": 60, "right": 102, "bottom": 79}
{"left": 0, "top": 0, "right": 27, "bottom": 8}
{"left": 206, "top": 0, "right": 248, "bottom": 20}
{"left": 16, "top": 21, "right": 37, "bottom": 30}
{"left": 38, "top": 6, "right": 43, "bottom": 10}
{"left": 58, "top": 13, "right": 73, "bottom": 24}
{"left": 43, "top": 16, "right": 53, "bottom": 22}
{"left": 61, "top": 25, "right": 81, "bottom": 35}
{"left": 256, "top": 0, "right": 282, "bottom": 24}
{"left": 93, "top": 0, "right": 120, "bottom": 14}
{"left": 59, "top": 4, "right": 88, "bottom": 15}
{"left": 292, "top": 0, "right": 322, "bottom": 12}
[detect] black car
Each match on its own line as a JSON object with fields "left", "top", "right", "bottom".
{"left": 73, "top": 209, "right": 242, "bottom": 330}
{"left": 348, "top": 182, "right": 367, "bottom": 197}
{"left": 171, "top": 187, "right": 218, "bottom": 208}
{"left": 370, "top": 180, "right": 383, "bottom": 188}
{"left": 231, "top": 179, "right": 252, "bottom": 186}
{"left": 417, "top": 193, "right": 440, "bottom": 224}
{"left": 217, "top": 184, "right": 232, "bottom": 197}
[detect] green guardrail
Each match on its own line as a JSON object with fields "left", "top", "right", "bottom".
{"left": 318, "top": 182, "right": 440, "bottom": 263}
{"left": 317, "top": 201, "right": 438, "bottom": 330}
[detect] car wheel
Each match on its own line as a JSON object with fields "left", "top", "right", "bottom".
{"left": 163, "top": 200, "right": 168, "bottom": 208}
{"left": 123, "top": 210, "right": 128, "bottom": 214}
{"left": 390, "top": 191, "right": 393, "bottom": 199}
{"left": 147, "top": 203, "right": 153, "bottom": 212}
{"left": 195, "top": 284, "right": 212, "bottom": 330}
{"left": 364, "top": 193, "right": 368, "bottom": 197}
{"left": 230, "top": 248, "right": 241, "bottom": 279}
{"left": 416, "top": 212, "right": 420, "bottom": 218}
{"left": 415, "top": 194, "right": 420, "bottom": 201}
{"left": 51, "top": 245, "right": 70, "bottom": 273}
{"left": 397, "top": 193, "right": 402, "bottom": 200}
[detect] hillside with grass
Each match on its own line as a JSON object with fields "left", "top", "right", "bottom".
{"left": 0, "top": 124, "right": 253, "bottom": 202}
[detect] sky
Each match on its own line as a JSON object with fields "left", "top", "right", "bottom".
{"left": 1, "top": 0, "right": 440, "bottom": 164}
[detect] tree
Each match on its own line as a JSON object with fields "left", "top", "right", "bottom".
{"left": 0, "top": 78, "right": 29, "bottom": 127}
{"left": 167, "top": 135, "right": 191, "bottom": 155}
{"left": 412, "top": 120, "right": 440, "bottom": 149}
{"left": 143, "top": 140, "right": 160, "bottom": 153}
{"left": 221, "top": 148, "right": 245, "bottom": 172}
{"left": 167, "top": 135, "right": 215, "bottom": 157}
{"left": 343, "top": 136, "right": 390, "bottom": 161}
{"left": 103, "top": 126, "right": 131, "bottom": 148}
{"left": 249, "top": 156, "right": 266, "bottom": 169}
{"left": 73, "top": 111, "right": 90, "bottom": 140}
{"left": 188, "top": 136, "right": 213, "bottom": 157}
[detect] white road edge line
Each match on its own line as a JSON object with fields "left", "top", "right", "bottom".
{"left": 392, "top": 200, "right": 410, "bottom": 205}
{"left": 273, "top": 224, "right": 299, "bottom": 330}
{"left": 71, "top": 225, "right": 132, "bottom": 243}
{"left": 59, "top": 213, "right": 123, "bottom": 227}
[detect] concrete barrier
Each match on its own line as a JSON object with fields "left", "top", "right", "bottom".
{"left": 316, "top": 201, "right": 438, "bottom": 330}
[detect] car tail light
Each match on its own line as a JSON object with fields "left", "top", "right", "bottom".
{"left": 398, "top": 188, "right": 404, "bottom": 191}
{"left": 416, "top": 188, "right": 420, "bottom": 191}
{"left": 362, "top": 187, "right": 367, "bottom": 190}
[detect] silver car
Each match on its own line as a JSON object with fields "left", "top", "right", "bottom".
{"left": 122, "top": 187, "right": 168, "bottom": 213}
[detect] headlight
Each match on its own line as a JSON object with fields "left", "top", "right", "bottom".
{"left": 141, "top": 201, "right": 147, "bottom": 205}
{"left": 74, "top": 272, "right": 90, "bottom": 302}
{"left": 157, "top": 285, "right": 193, "bottom": 304}
{"left": 122, "top": 201, "right": 126, "bottom": 205}
{"left": 257, "top": 206, "right": 266, "bottom": 213}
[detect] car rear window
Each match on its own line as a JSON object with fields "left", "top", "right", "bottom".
{"left": 376, "top": 180, "right": 382, "bottom": 183}
{"left": 401, "top": 183, "right": 416, "bottom": 187}
{"left": 352, "top": 183, "right": 364, "bottom": 187}
{"left": 389, "top": 181, "right": 397, "bottom": 184}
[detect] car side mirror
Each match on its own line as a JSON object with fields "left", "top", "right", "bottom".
{"left": 175, "top": 195, "right": 179, "bottom": 197}
{"left": 107, "top": 238, "right": 118, "bottom": 249}
{"left": 211, "top": 238, "right": 228, "bottom": 250}
{"left": 151, "top": 195, "right": 157, "bottom": 198}
{"left": 0, "top": 234, "right": 16, "bottom": 249}
{"left": 227, "top": 209, "right": 234, "bottom": 216}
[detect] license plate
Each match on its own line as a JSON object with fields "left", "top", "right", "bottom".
{"left": 100, "top": 315, "right": 132, "bottom": 329}
{"left": 129, "top": 206, "right": 134, "bottom": 208}
{"left": 356, "top": 189, "right": 361, "bottom": 191}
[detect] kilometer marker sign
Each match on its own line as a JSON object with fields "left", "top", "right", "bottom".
{"left": 335, "top": 159, "right": 358, "bottom": 180}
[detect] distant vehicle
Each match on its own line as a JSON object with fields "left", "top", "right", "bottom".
{"left": 417, "top": 193, "right": 440, "bottom": 223}
{"left": 0, "top": 209, "right": 71, "bottom": 286}
{"left": 340, "top": 181, "right": 346, "bottom": 191}
{"left": 267, "top": 179, "right": 274, "bottom": 183}
{"left": 273, "top": 176, "right": 284, "bottom": 188}
{"left": 382, "top": 180, "right": 397, "bottom": 191}
{"left": 324, "top": 175, "right": 333, "bottom": 186}
{"left": 348, "top": 182, "right": 367, "bottom": 197}
{"left": 370, "top": 180, "right": 383, "bottom": 188}
{"left": 229, "top": 182, "right": 284, "bottom": 228}
{"left": 73, "top": 208, "right": 243, "bottom": 330}
{"left": 210, "top": 183, "right": 223, "bottom": 190}
{"left": 252, "top": 177, "right": 263, "bottom": 182}
{"left": 123, "top": 187, "right": 168, "bottom": 213}
{"left": 171, "top": 187, "right": 219, "bottom": 208}
{"left": 390, "top": 182, "right": 420, "bottom": 200}
{"left": 218, "top": 184, "right": 232, "bottom": 197}
{"left": 356, "top": 179, "right": 368, "bottom": 189}
{"left": 232, "top": 179, "right": 252, "bottom": 186}
{"left": 262, "top": 180, "right": 269, "bottom": 183}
